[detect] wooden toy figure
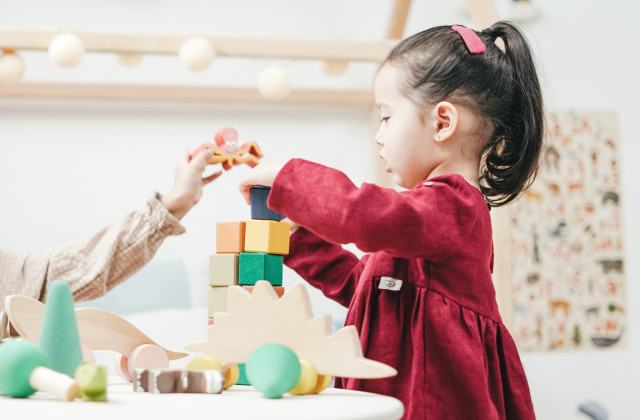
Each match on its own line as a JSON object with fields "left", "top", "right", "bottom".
{"left": 192, "top": 127, "right": 263, "bottom": 171}
{"left": 185, "top": 281, "right": 396, "bottom": 381}
{"left": 75, "top": 362, "right": 107, "bottom": 402}
{"left": 245, "top": 343, "right": 300, "bottom": 399}
{"left": 38, "top": 280, "right": 83, "bottom": 376}
{"left": 4, "top": 295, "right": 186, "bottom": 382}
{"left": 133, "top": 368, "right": 225, "bottom": 394}
{"left": 0, "top": 339, "right": 79, "bottom": 400}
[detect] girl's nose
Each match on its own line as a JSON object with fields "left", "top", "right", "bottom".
{"left": 375, "top": 134, "right": 383, "bottom": 146}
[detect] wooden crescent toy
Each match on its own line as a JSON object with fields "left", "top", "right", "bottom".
{"left": 192, "top": 126, "right": 263, "bottom": 171}
{"left": 184, "top": 280, "right": 397, "bottom": 380}
{"left": 4, "top": 295, "right": 187, "bottom": 381}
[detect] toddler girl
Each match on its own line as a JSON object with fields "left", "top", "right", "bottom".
{"left": 240, "top": 21, "right": 541, "bottom": 419}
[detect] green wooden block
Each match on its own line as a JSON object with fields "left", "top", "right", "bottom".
{"left": 239, "top": 253, "right": 283, "bottom": 286}
{"left": 75, "top": 363, "right": 107, "bottom": 402}
{"left": 237, "top": 363, "right": 250, "bottom": 386}
{"left": 209, "top": 254, "right": 239, "bottom": 286}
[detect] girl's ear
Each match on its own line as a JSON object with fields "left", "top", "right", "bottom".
{"left": 433, "top": 102, "right": 459, "bottom": 143}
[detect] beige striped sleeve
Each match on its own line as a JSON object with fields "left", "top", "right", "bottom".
{"left": 0, "top": 191, "right": 185, "bottom": 311}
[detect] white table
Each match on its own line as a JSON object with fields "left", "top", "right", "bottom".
{"left": 2, "top": 377, "right": 404, "bottom": 420}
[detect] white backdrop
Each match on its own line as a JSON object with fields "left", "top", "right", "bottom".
{"left": 1, "top": 1, "right": 639, "bottom": 418}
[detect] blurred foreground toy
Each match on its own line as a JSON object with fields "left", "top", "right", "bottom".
{"left": 184, "top": 281, "right": 397, "bottom": 397}
{"left": 133, "top": 368, "right": 224, "bottom": 394}
{"left": 38, "top": 280, "right": 83, "bottom": 376}
{"left": 75, "top": 363, "right": 107, "bottom": 402}
{"left": 186, "top": 355, "right": 239, "bottom": 389}
{"left": 0, "top": 339, "right": 79, "bottom": 400}
{"left": 246, "top": 343, "right": 300, "bottom": 398}
{"left": 4, "top": 295, "right": 187, "bottom": 382}
{"left": 192, "top": 126, "right": 262, "bottom": 171}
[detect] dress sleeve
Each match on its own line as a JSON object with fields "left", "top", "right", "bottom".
{"left": 284, "top": 227, "right": 366, "bottom": 308}
{"left": 268, "top": 159, "right": 479, "bottom": 261}
{"left": 0, "top": 191, "right": 185, "bottom": 311}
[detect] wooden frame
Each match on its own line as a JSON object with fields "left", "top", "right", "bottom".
{"left": 0, "top": 27, "right": 394, "bottom": 106}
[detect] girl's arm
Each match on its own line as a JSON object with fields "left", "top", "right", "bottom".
{"left": 267, "top": 159, "right": 477, "bottom": 260}
{"left": 285, "top": 227, "right": 366, "bottom": 308}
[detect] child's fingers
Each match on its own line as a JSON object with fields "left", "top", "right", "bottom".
{"left": 202, "top": 170, "right": 223, "bottom": 185}
{"left": 190, "top": 148, "right": 214, "bottom": 171}
{"left": 179, "top": 148, "right": 192, "bottom": 163}
{"left": 239, "top": 185, "right": 252, "bottom": 205}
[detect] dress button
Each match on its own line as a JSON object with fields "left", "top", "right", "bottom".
{"left": 423, "top": 181, "right": 434, "bottom": 186}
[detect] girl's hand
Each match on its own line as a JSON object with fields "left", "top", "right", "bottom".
{"left": 238, "top": 161, "right": 287, "bottom": 205}
{"left": 283, "top": 218, "right": 301, "bottom": 233}
{"left": 161, "top": 148, "right": 222, "bottom": 220}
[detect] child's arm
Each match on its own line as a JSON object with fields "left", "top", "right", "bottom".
{"left": 285, "top": 227, "right": 365, "bottom": 307}
{"left": 0, "top": 149, "right": 221, "bottom": 309}
{"left": 161, "top": 148, "right": 222, "bottom": 220}
{"left": 260, "top": 159, "right": 475, "bottom": 260}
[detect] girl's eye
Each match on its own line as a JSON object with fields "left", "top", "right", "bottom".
{"left": 380, "top": 117, "right": 390, "bottom": 123}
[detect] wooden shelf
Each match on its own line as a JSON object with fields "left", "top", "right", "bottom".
{"left": 0, "top": 83, "right": 374, "bottom": 106}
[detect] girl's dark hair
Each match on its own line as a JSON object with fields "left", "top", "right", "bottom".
{"left": 383, "top": 21, "right": 544, "bottom": 207}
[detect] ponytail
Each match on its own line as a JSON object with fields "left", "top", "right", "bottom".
{"left": 383, "top": 21, "right": 544, "bottom": 206}
{"left": 479, "top": 22, "right": 544, "bottom": 206}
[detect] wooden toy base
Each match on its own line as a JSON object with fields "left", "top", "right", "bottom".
{"left": 2, "top": 376, "right": 404, "bottom": 420}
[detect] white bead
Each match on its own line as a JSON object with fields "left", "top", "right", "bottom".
{"left": 0, "top": 52, "right": 25, "bottom": 84}
{"left": 49, "top": 33, "right": 85, "bottom": 68}
{"left": 179, "top": 37, "right": 215, "bottom": 71}
{"left": 257, "top": 66, "right": 291, "bottom": 101}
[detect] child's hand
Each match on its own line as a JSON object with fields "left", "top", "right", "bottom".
{"left": 283, "top": 218, "right": 300, "bottom": 233}
{"left": 238, "top": 161, "right": 287, "bottom": 205}
{"left": 161, "top": 148, "right": 222, "bottom": 220}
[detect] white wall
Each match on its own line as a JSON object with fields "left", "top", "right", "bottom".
{"left": 1, "top": 1, "right": 639, "bottom": 418}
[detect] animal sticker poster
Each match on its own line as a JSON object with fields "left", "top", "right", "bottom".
{"left": 509, "top": 110, "right": 626, "bottom": 351}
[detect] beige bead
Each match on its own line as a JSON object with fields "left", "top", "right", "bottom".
{"left": 49, "top": 33, "right": 85, "bottom": 68}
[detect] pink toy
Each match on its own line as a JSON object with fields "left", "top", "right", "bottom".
{"left": 192, "top": 127, "right": 263, "bottom": 171}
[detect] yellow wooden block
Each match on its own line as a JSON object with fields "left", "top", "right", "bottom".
{"left": 216, "top": 221, "right": 246, "bottom": 254}
{"left": 208, "top": 286, "right": 229, "bottom": 317}
{"left": 209, "top": 254, "right": 239, "bottom": 286}
{"left": 244, "top": 220, "right": 290, "bottom": 255}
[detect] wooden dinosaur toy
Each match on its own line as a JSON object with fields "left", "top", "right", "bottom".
{"left": 184, "top": 280, "right": 397, "bottom": 379}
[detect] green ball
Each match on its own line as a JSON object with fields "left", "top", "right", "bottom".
{"left": 246, "top": 343, "right": 301, "bottom": 398}
{"left": 0, "top": 339, "right": 48, "bottom": 398}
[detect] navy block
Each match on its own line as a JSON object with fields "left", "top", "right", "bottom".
{"left": 250, "top": 186, "right": 285, "bottom": 221}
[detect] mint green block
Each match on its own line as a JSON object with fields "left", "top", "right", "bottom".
{"left": 237, "top": 363, "right": 250, "bottom": 385}
{"left": 239, "top": 253, "right": 283, "bottom": 286}
{"left": 38, "top": 280, "right": 83, "bottom": 376}
{"left": 0, "top": 339, "right": 47, "bottom": 397}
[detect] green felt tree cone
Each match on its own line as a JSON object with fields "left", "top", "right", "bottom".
{"left": 38, "top": 280, "right": 83, "bottom": 376}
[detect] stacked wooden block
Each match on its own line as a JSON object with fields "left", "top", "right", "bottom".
{"left": 209, "top": 187, "right": 290, "bottom": 383}
{"left": 210, "top": 186, "right": 289, "bottom": 385}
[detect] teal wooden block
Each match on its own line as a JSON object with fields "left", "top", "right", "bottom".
{"left": 209, "top": 254, "right": 239, "bottom": 286}
{"left": 237, "top": 363, "right": 250, "bottom": 386}
{"left": 238, "top": 253, "right": 283, "bottom": 286}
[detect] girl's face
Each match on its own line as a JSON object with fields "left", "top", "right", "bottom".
{"left": 374, "top": 64, "right": 439, "bottom": 189}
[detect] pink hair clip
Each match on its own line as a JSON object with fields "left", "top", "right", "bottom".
{"left": 452, "top": 25, "right": 486, "bottom": 54}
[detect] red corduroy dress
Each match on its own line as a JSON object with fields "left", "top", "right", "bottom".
{"left": 268, "top": 159, "right": 535, "bottom": 420}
